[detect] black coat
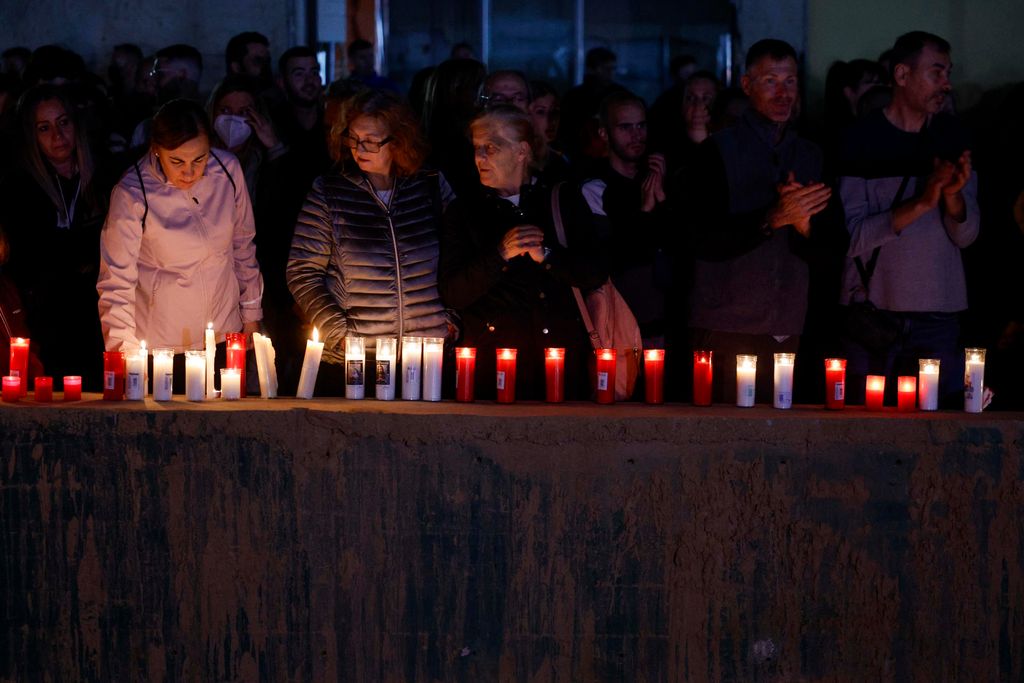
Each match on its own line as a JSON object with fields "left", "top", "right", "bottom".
{"left": 440, "top": 180, "right": 608, "bottom": 400}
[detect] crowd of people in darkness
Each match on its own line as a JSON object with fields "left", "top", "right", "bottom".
{"left": 1, "top": 29, "right": 1023, "bottom": 407}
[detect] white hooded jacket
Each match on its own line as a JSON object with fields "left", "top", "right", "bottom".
{"left": 97, "top": 149, "right": 263, "bottom": 352}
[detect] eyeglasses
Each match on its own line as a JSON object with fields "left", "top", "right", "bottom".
{"left": 480, "top": 92, "right": 528, "bottom": 108}
{"left": 341, "top": 134, "right": 393, "bottom": 153}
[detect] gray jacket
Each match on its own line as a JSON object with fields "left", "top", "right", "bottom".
{"left": 287, "top": 167, "right": 453, "bottom": 362}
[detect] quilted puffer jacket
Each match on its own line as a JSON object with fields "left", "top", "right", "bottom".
{"left": 287, "top": 167, "right": 453, "bottom": 363}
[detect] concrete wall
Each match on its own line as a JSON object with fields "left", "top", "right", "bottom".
{"left": 0, "top": 0, "right": 298, "bottom": 92}
{"left": 3, "top": 399, "right": 1023, "bottom": 681}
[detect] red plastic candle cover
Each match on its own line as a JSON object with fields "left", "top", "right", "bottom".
{"left": 865, "top": 375, "right": 885, "bottom": 411}
{"left": 824, "top": 358, "right": 846, "bottom": 410}
{"left": 455, "top": 347, "right": 476, "bottom": 402}
{"left": 693, "top": 350, "right": 713, "bottom": 406}
{"left": 2, "top": 376, "right": 20, "bottom": 402}
{"left": 225, "top": 332, "right": 247, "bottom": 398}
{"left": 897, "top": 376, "right": 917, "bottom": 412}
{"left": 544, "top": 348, "right": 565, "bottom": 403}
{"left": 63, "top": 375, "right": 82, "bottom": 401}
{"left": 644, "top": 349, "right": 665, "bottom": 404}
{"left": 9, "top": 337, "right": 29, "bottom": 396}
{"left": 34, "top": 376, "right": 53, "bottom": 402}
{"left": 596, "top": 349, "right": 616, "bottom": 404}
{"left": 103, "top": 351, "right": 126, "bottom": 401}
{"left": 496, "top": 348, "right": 517, "bottom": 403}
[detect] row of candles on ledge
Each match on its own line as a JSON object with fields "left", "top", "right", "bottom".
{"left": 2, "top": 333, "right": 989, "bottom": 411}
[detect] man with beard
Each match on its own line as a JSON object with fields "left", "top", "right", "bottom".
{"left": 684, "top": 39, "right": 832, "bottom": 404}
{"left": 226, "top": 32, "right": 272, "bottom": 86}
{"left": 837, "top": 31, "right": 977, "bottom": 406}
{"left": 581, "top": 91, "right": 671, "bottom": 353}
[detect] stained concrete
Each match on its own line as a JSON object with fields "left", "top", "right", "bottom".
{"left": 2, "top": 397, "right": 1023, "bottom": 680}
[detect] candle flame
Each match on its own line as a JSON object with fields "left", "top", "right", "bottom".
{"left": 499, "top": 348, "right": 515, "bottom": 360}
{"left": 867, "top": 376, "right": 885, "bottom": 391}
{"left": 207, "top": 322, "right": 213, "bottom": 330}
{"left": 312, "top": 327, "right": 319, "bottom": 343}
{"left": 140, "top": 340, "right": 147, "bottom": 351}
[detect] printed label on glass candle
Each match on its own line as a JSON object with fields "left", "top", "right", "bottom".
{"left": 105, "top": 371, "right": 115, "bottom": 390}
{"left": 743, "top": 385, "right": 754, "bottom": 400}
{"left": 127, "top": 373, "right": 140, "bottom": 392}
{"left": 834, "top": 382, "right": 845, "bottom": 401}
{"left": 346, "top": 360, "right": 364, "bottom": 386}
{"left": 597, "top": 372, "right": 608, "bottom": 391}
{"left": 405, "top": 365, "right": 417, "bottom": 383}
{"left": 376, "top": 360, "right": 391, "bottom": 385}
{"left": 496, "top": 371, "right": 506, "bottom": 390}
{"left": 161, "top": 375, "right": 173, "bottom": 392}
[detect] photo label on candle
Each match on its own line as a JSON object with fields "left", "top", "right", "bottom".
{"left": 377, "top": 360, "right": 391, "bottom": 386}
{"left": 597, "top": 372, "right": 608, "bottom": 392}
{"left": 347, "top": 360, "right": 364, "bottom": 386}
{"left": 496, "top": 371, "right": 506, "bottom": 391}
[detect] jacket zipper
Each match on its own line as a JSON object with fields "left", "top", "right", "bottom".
{"left": 364, "top": 175, "right": 405, "bottom": 340}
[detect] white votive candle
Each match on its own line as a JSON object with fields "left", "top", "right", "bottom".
{"left": 773, "top": 352, "right": 794, "bottom": 409}
{"left": 205, "top": 321, "right": 217, "bottom": 398}
{"left": 402, "top": 336, "right": 423, "bottom": 400}
{"left": 296, "top": 327, "right": 324, "bottom": 400}
{"left": 736, "top": 354, "right": 757, "bottom": 408}
{"left": 345, "top": 336, "right": 366, "bottom": 400}
{"left": 185, "top": 350, "right": 205, "bottom": 401}
{"left": 422, "top": 337, "right": 444, "bottom": 402}
{"left": 964, "top": 348, "right": 986, "bottom": 413}
{"left": 376, "top": 337, "right": 397, "bottom": 400}
{"left": 918, "top": 359, "right": 940, "bottom": 411}
{"left": 125, "top": 348, "right": 146, "bottom": 400}
{"left": 153, "top": 348, "right": 174, "bottom": 401}
{"left": 220, "top": 367, "right": 241, "bottom": 400}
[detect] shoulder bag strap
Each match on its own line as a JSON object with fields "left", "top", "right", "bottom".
{"left": 854, "top": 172, "right": 913, "bottom": 292}
{"left": 550, "top": 182, "right": 602, "bottom": 350}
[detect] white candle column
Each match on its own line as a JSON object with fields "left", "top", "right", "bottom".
{"left": 153, "top": 348, "right": 174, "bottom": 401}
{"left": 185, "top": 350, "right": 206, "bottom": 401}
{"left": 918, "top": 359, "right": 940, "bottom": 411}
{"left": 964, "top": 348, "right": 986, "bottom": 413}
{"left": 422, "top": 337, "right": 444, "bottom": 402}
{"left": 345, "top": 336, "right": 366, "bottom": 399}
{"left": 205, "top": 322, "right": 217, "bottom": 398}
{"left": 125, "top": 346, "right": 147, "bottom": 400}
{"left": 402, "top": 336, "right": 423, "bottom": 400}
{"left": 736, "top": 354, "right": 757, "bottom": 408}
{"left": 296, "top": 327, "right": 324, "bottom": 399}
{"left": 773, "top": 353, "right": 794, "bottom": 409}
{"left": 376, "top": 337, "right": 397, "bottom": 400}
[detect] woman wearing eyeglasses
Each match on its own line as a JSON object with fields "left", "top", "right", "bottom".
{"left": 287, "top": 89, "right": 454, "bottom": 395}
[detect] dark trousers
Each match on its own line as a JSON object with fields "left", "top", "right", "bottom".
{"left": 841, "top": 311, "right": 962, "bottom": 407}
{"left": 690, "top": 328, "right": 800, "bottom": 405}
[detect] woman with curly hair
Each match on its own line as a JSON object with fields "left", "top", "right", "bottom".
{"left": 287, "top": 88, "right": 454, "bottom": 395}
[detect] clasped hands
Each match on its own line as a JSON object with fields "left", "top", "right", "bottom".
{"left": 766, "top": 172, "right": 831, "bottom": 237}
{"left": 921, "top": 151, "right": 971, "bottom": 211}
{"left": 499, "top": 225, "right": 546, "bottom": 263}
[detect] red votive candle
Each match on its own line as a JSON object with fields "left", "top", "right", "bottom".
{"left": 63, "top": 375, "right": 82, "bottom": 401}
{"left": 898, "top": 376, "right": 916, "bottom": 412}
{"left": 225, "top": 332, "right": 247, "bottom": 398}
{"left": 865, "top": 375, "right": 885, "bottom": 411}
{"left": 3, "top": 376, "right": 20, "bottom": 402}
{"left": 824, "top": 358, "right": 846, "bottom": 410}
{"left": 496, "top": 348, "right": 517, "bottom": 403}
{"left": 103, "top": 351, "right": 126, "bottom": 401}
{"left": 693, "top": 350, "right": 712, "bottom": 406}
{"left": 34, "top": 376, "right": 53, "bottom": 402}
{"left": 455, "top": 347, "right": 476, "bottom": 402}
{"left": 644, "top": 349, "right": 665, "bottom": 404}
{"left": 9, "top": 337, "right": 29, "bottom": 396}
{"left": 544, "top": 347, "right": 565, "bottom": 403}
{"left": 596, "top": 348, "right": 616, "bottom": 404}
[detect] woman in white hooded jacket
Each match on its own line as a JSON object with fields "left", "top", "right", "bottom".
{"left": 97, "top": 98, "right": 263, "bottom": 356}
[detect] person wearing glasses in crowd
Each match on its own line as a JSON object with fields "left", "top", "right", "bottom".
{"left": 287, "top": 89, "right": 454, "bottom": 395}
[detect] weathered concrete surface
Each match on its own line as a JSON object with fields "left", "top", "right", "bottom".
{"left": 2, "top": 397, "right": 1023, "bottom": 681}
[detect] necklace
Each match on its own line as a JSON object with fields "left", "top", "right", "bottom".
{"left": 55, "top": 173, "right": 82, "bottom": 229}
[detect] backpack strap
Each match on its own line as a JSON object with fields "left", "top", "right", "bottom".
{"left": 853, "top": 172, "right": 912, "bottom": 295}
{"left": 133, "top": 160, "right": 148, "bottom": 232}
{"left": 550, "top": 182, "right": 602, "bottom": 350}
{"left": 210, "top": 150, "right": 238, "bottom": 196}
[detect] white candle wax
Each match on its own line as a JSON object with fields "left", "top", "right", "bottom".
{"left": 296, "top": 328, "right": 324, "bottom": 399}
{"left": 402, "top": 336, "right": 423, "bottom": 400}
{"left": 773, "top": 353, "right": 794, "bottom": 409}
{"left": 736, "top": 355, "right": 757, "bottom": 408}
{"left": 376, "top": 337, "right": 397, "bottom": 400}
{"left": 125, "top": 351, "right": 146, "bottom": 401}
{"left": 185, "top": 350, "right": 205, "bottom": 401}
{"left": 345, "top": 336, "right": 366, "bottom": 400}
{"left": 205, "top": 322, "right": 217, "bottom": 398}
{"left": 153, "top": 349, "right": 174, "bottom": 401}
{"left": 964, "top": 348, "right": 985, "bottom": 413}
{"left": 918, "top": 359, "right": 940, "bottom": 411}
{"left": 422, "top": 337, "right": 444, "bottom": 402}
{"left": 220, "top": 368, "right": 241, "bottom": 400}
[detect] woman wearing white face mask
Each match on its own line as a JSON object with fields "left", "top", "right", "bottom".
{"left": 206, "top": 74, "right": 287, "bottom": 202}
